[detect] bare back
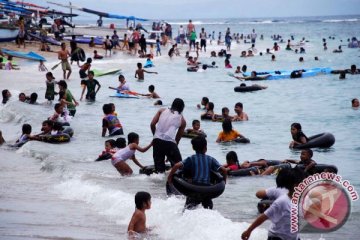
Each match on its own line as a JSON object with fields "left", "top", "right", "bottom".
{"left": 128, "top": 209, "right": 146, "bottom": 234}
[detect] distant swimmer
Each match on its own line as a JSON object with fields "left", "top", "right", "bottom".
{"left": 232, "top": 71, "right": 271, "bottom": 81}
{"left": 139, "top": 85, "right": 160, "bottom": 99}
{"left": 352, "top": 98, "right": 359, "bottom": 109}
{"left": 135, "top": 63, "right": 158, "bottom": 80}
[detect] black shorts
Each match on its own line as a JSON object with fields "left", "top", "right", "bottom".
{"left": 189, "top": 40, "right": 195, "bottom": 47}
{"left": 153, "top": 138, "right": 182, "bottom": 172}
{"left": 200, "top": 39, "right": 206, "bottom": 48}
{"left": 79, "top": 69, "right": 87, "bottom": 79}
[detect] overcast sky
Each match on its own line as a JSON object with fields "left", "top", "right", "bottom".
{"left": 31, "top": 0, "right": 360, "bottom": 19}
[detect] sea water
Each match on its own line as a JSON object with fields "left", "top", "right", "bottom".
{"left": 1, "top": 15, "right": 360, "bottom": 239}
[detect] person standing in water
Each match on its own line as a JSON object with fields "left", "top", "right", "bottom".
{"left": 58, "top": 43, "right": 72, "bottom": 79}
{"left": 150, "top": 98, "right": 186, "bottom": 172}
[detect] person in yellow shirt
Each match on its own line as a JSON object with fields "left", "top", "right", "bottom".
{"left": 216, "top": 119, "right": 246, "bottom": 142}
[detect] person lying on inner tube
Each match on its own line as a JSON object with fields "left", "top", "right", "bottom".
{"left": 289, "top": 122, "right": 308, "bottom": 148}
{"left": 167, "top": 136, "right": 227, "bottom": 210}
{"left": 233, "top": 71, "right": 271, "bottom": 81}
{"left": 261, "top": 149, "right": 316, "bottom": 176}
{"left": 27, "top": 120, "right": 54, "bottom": 142}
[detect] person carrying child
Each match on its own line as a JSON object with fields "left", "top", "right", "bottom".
{"left": 111, "top": 132, "right": 152, "bottom": 175}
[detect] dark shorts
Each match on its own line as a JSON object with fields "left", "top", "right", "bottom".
{"left": 200, "top": 39, "right": 206, "bottom": 48}
{"left": 129, "top": 42, "right": 134, "bottom": 48}
{"left": 153, "top": 138, "right": 182, "bottom": 172}
{"left": 69, "top": 109, "right": 76, "bottom": 117}
{"left": 189, "top": 40, "right": 195, "bottom": 47}
{"left": 79, "top": 69, "right": 87, "bottom": 79}
{"left": 86, "top": 92, "right": 96, "bottom": 101}
{"left": 185, "top": 197, "right": 213, "bottom": 210}
{"left": 110, "top": 128, "right": 124, "bottom": 136}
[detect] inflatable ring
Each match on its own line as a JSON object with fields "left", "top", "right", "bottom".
{"left": 200, "top": 114, "right": 213, "bottom": 120}
{"left": 182, "top": 132, "right": 207, "bottom": 139}
{"left": 139, "top": 164, "right": 171, "bottom": 175}
{"left": 234, "top": 85, "right": 264, "bottom": 92}
{"left": 77, "top": 48, "right": 86, "bottom": 62}
{"left": 168, "top": 170, "right": 225, "bottom": 201}
{"left": 41, "top": 133, "right": 71, "bottom": 143}
{"left": 233, "top": 137, "right": 250, "bottom": 143}
{"left": 293, "top": 132, "right": 335, "bottom": 149}
{"left": 228, "top": 166, "right": 259, "bottom": 177}
{"left": 257, "top": 199, "right": 274, "bottom": 213}
{"left": 187, "top": 67, "right": 198, "bottom": 72}
{"left": 95, "top": 152, "right": 112, "bottom": 161}
{"left": 295, "top": 164, "right": 338, "bottom": 174}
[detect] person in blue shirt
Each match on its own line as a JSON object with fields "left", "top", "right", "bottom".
{"left": 167, "top": 136, "right": 227, "bottom": 209}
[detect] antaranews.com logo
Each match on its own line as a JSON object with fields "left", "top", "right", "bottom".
{"left": 291, "top": 172, "right": 358, "bottom": 233}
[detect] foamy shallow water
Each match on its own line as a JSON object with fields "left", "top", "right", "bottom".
{"left": 1, "top": 16, "right": 360, "bottom": 239}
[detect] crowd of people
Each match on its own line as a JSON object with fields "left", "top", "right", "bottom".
{"left": 1, "top": 19, "right": 359, "bottom": 240}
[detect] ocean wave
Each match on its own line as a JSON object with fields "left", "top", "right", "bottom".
{"left": 322, "top": 18, "right": 359, "bottom": 23}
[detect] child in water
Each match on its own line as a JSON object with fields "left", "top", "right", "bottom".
{"left": 200, "top": 102, "right": 215, "bottom": 120}
{"left": 289, "top": 122, "right": 308, "bottom": 148}
{"left": 79, "top": 58, "right": 92, "bottom": 79}
{"left": 213, "top": 107, "right": 231, "bottom": 122}
{"left": 38, "top": 60, "right": 48, "bottom": 72}
{"left": 128, "top": 191, "right": 152, "bottom": 238}
{"left": 216, "top": 118, "right": 246, "bottom": 143}
{"left": 223, "top": 151, "right": 240, "bottom": 172}
{"left": 185, "top": 119, "right": 206, "bottom": 137}
{"left": 95, "top": 139, "right": 118, "bottom": 161}
{"left": 45, "top": 72, "right": 57, "bottom": 102}
{"left": 93, "top": 50, "right": 103, "bottom": 59}
{"left": 15, "top": 124, "right": 32, "bottom": 146}
{"left": 102, "top": 103, "right": 123, "bottom": 137}
{"left": 111, "top": 132, "right": 152, "bottom": 175}
{"left": 135, "top": 62, "right": 158, "bottom": 81}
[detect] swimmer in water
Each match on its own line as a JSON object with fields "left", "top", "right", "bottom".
{"left": 135, "top": 62, "right": 158, "bottom": 80}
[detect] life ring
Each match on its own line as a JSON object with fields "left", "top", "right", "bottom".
{"left": 234, "top": 85, "right": 264, "bottom": 92}
{"left": 187, "top": 67, "right": 198, "bottom": 72}
{"left": 293, "top": 132, "right": 335, "bottom": 149}
{"left": 200, "top": 114, "right": 213, "bottom": 120}
{"left": 295, "top": 164, "right": 338, "bottom": 174}
{"left": 257, "top": 199, "right": 274, "bottom": 213}
{"left": 228, "top": 166, "right": 259, "bottom": 177}
{"left": 76, "top": 48, "right": 86, "bottom": 62}
{"left": 233, "top": 137, "right": 250, "bottom": 143}
{"left": 41, "top": 133, "right": 71, "bottom": 144}
{"left": 167, "top": 170, "right": 225, "bottom": 201}
{"left": 139, "top": 164, "right": 171, "bottom": 175}
{"left": 95, "top": 152, "right": 112, "bottom": 161}
{"left": 182, "top": 132, "right": 207, "bottom": 139}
